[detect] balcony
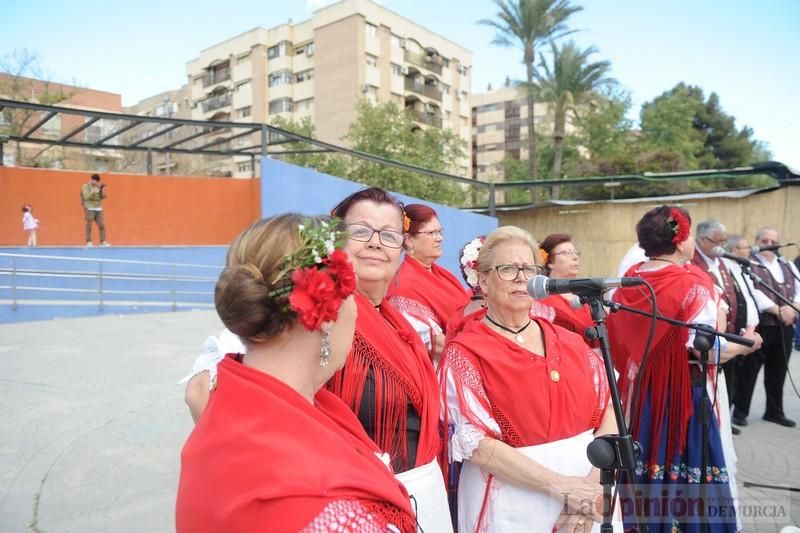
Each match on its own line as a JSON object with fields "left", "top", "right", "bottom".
{"left": 202, "top": 93, "right": 232, "bottom": 113}
{"left": 202, "top": 69, "right": 231, "bottom": 88}
{"left": 408, "top": 109, "right": 443, "bottom": 128}
{"left": 404, "top": 78, "right": 442, "bottom": 101}
{"left": 404, "top": 50, "right": 442, "bottom": 75}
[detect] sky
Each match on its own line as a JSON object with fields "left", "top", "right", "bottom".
{"left": 2, "top": 0, "right": 798, "bottom": 169}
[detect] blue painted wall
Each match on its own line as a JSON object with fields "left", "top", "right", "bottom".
{"left": 260, "top": 157, "right": 497, "bottom": 278}
{"left": 0, "top": 246, "right": 226, "bottom": 323}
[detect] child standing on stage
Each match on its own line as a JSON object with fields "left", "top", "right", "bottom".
{"left": 22, "top": 204, "right": 39, "bottom": 247}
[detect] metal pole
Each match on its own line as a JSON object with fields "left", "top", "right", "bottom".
{"left": 261, "top": 124, "right": 269, "bottom": 158}
{"left": 250, "top": 154, "right": 256, "bottom": 178}
{"left": 0, "top": 141, "right": 4, "bottom": 166}
{"left": 98, "top": 262, "right": 104, "bottom": 311}
{"left": 171, "top": 264, "right": 177, "bottom": 312}
{"left": 146, "top": 148, "right": 153, "bottom": 175}
{"left": 11, "top": 256, "right": 17, "bottom": 310}
{"left": 488, "top": 183, "right": 497, "bottom": 218}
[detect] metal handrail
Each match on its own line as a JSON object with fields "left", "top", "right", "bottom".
{"left": 0, "top": 253, "right": 220, "bottom": 313}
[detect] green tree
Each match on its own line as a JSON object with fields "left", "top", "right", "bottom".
{"left": 269, "top": 115, "right": 348, "bottom": 176}
{"left": 479, "top": 0, "right": 582, "bottom": 193}
{"left": 344, "top": 100, "right": 467, "bottom": 205}
{"left": 694, "top": 92, "right": 762, "bottom": 168}
{"left": 639, "top": 83, "right": 705, "bottom": 169}
{"left": 0, "top": 49, "right": 73, "bottom": 166}
{"left": 535, "top": 40, "right": 613, "bottom": 198}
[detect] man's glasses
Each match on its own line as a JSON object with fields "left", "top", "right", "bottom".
{"left": 702, "top": 235, "right": 727, "bottom": 246}
{"left": 347, "top": 223, "right": 404, "bottom": 249}
{"left": 492, "top": 264, "right": 542, "bottom": 281}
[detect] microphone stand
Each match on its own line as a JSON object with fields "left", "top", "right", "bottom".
{"left": 740, "top": 263, "right": 800, "bottom": 314}
{"left": 603, "top": 300, "right": 754, "bottom": 533}
{"left": 579, "top": 292, "right": 644, "bottom": 533}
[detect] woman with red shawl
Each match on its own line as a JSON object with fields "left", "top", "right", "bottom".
{"left": 176, "top": 214, "right": 415, "bottom": 532}
{"left": 440, "top": 225, "right": 616, "bottom": 532}
{"left": 386, "top": 204, "right": 470, "bottom": 363}
{"left": 329, "top": 188, "right": 452, "bottom": 533}
{"left": 538, "top": 234, "right": 598, "bottom": 347}
{"left": 608, "top": 205, "right": 755, "bottom": 532}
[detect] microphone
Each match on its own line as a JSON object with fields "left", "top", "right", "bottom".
{"left": 527, "top": 275, "right": 645, "bottom": 299}
{"left": 711, "top": 246, "right": 758, "bottom": 267}
{"left": 750, "top": 242, "right": 794, "bottom": 254}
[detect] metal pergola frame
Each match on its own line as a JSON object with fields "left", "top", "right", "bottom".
{"left": 1, "top": 98, "right": 797, "bottom": 217}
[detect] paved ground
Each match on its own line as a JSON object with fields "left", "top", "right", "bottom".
{"left": 0, "top": 311, "right": 798, "bottom": 532}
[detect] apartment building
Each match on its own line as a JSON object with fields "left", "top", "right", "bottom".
{"left": 185, "top": 0, "right": 473, "bottom": 178}
{"left": 123, "top": 86, "right": 198, "bottom": 175}
{"left": 471, "top": 85, "right": 553, "bottom": 183}
{"left": 0, "top": 73, "right": 122, "bottom": 169}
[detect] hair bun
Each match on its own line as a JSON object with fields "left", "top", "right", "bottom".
{"left": 215, "top": 264, "right": 293, "bottom": 339}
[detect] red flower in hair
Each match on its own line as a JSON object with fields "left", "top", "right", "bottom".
{"left": 326, "top": 249, "right": 357, "bottom": 299}
{"left": 669, "top": 207, "right": 690, "bottom": 244}
{"left": 289, "top": 267, "right": 340, "bottom": 330}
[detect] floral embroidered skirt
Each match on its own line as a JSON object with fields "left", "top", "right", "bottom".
{"left": 622, "top": 386, "right": 737, "bottom": 532}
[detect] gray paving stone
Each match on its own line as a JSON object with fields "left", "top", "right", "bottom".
{"left": 1, "top": 313, "right": 797, "bottom": 532}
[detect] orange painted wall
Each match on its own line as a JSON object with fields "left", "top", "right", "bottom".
{"left": 0, "top": 167, "right": 261, "bottom": 245}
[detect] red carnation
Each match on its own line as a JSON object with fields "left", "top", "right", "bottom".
{"left": 289, "top": 267, "right": 342, "bottom": 330}
{"left": 325, "top": 249, "right": 356, "bottom": 299}
{"left": 670, "top": 207, "right": 690, "bottom": 244}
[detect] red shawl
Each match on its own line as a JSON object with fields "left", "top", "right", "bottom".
{"left": 607, "top": 263, "right": 713, "bottom": 466}
{"left": 441, "top": 310, "right": 609, "bottom": 448}
{"left": 539, "top": 294, "right": 597, "bottom": 347}
{"left": 327, "top": 292, "right": 441, "bottom": 472}
{"left": 176, "top": 357, "right": 415, "bottom": 533}
{"left": 387, "top": 257, "right": 470, "bottom": 333}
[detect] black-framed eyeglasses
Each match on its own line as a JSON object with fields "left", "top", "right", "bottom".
{"left": 702, "top": 235, "right": 727, "bottom": 246}
{"left": 346, "top": 223, "right": 404, "bottom": 249}
{"left": 415, "top": 228, "right": 444, "bottom": 238}
{"left": 492, "top": 263, "right": 542, "bottom": 281}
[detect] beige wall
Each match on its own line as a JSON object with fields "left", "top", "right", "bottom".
{"left": 497, "top": 188, "right": 800, "bottom": 277}
{"left": 314, "top": 15, "right": 363, "bottom": 144}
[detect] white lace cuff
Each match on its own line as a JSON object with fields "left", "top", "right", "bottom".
{"left": 177, "top": 330, "right": 245, "bottom": 388}
{"left": 450, "top": 422, "right": 491, "bottom": 462}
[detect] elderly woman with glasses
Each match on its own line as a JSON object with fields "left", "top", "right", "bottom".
{"left": 538, "top": 233, "right": 597, "bottom": 346}
{"left": 386, "top": 204, "right": 470, "bottom": 363}
{"left": 329, "top": 188, "right": 452, "bottom": 533}
{"left": 439, "top": 226, "right": 616, "bottom": 532}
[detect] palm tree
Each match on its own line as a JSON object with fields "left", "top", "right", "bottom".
{"left": 479, "top": 0, "right": 582, "bottom": 200}
{"left": 536, "top": 40, "right": 613, "bottom": 198}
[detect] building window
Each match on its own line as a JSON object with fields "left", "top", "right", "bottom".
{"left": 391, "top": 34, "right": 404, "bottom": 48}
{"left": 238, "top": 161, "right": 253, "bottom": 173}
{"left": 295, "top": 69, "right": 314, "bottom": 82}
{"left": 268, "top": 41, "right": 291, "bottom": 59}
{"left": 269, "top": 98, "right": 293, "bottom": 114}
{"left": 441, "top": 83, "right": 450, "bottom": 95}
{"left": 366, "top": 22, "right": 378, "bottom": 38}
{"left": 295, "top": 98, "right": 313, "bottom": 112}
{"left": 269, "top": 70, "right": 293, "bottom": 87}
{"left": 295, "top": 42, "right": 314, "bottom": 56}
{"left": 236, "top": 53, "right": 250, "bottom": 64}
{"left": 391, "top": 63, "right": 402, "bottom": 76}
{"left": 237, "top": 106, "right": 252, "bottom": 118}
{"left": 235, "top": 80, "right": 251, "bottom": 92}
{"left": 366, "top": 54, "right": 378, "bottom": 68}
{"left": 442, "top": 58, "right": 450, "bottom": 68}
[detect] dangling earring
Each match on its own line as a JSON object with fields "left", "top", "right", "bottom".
{"left": 319, "top": 324, "right": 331, "bottom": 368}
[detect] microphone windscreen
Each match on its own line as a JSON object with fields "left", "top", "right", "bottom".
{"left": 711, "top": 246, "right": 726, "bottom": 258}
{"left": 527, "top": 275, "right": 550, "bottom": 299}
